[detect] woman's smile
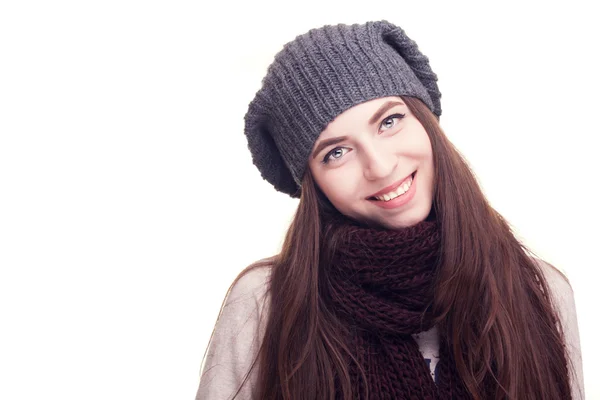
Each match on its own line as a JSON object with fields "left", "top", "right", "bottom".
{"left": 367, "top": 171, "right": 417, "bottom": 209}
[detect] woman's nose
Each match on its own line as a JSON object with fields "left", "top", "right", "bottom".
{"left": 362, "top": 143, "right": 397, "bottom": 181}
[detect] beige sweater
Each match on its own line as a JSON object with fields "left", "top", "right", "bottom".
{"left": 196, "top": 259, "right": 585, "bottom": 399}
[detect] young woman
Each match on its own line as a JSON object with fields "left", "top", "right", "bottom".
{"left": 196, "top": 21, "right": 584, "bottom": 399}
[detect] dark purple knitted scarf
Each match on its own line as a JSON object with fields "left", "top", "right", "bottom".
{"left": 323, "top": 216, "right": 472, "bottom": 399}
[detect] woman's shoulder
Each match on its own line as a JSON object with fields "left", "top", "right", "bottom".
{"left": 212, "top": 257, "right": 274, "bottom": 334}
{"left": 224, "top": 257, "right": 273, "bottom": 308}
{"left": 531, "top": 256, "right": 585, "bottom": 399}
{"left": 530, "top": 256, "right": 577, "bottom": 328}
{"left": 531, "top": 257, "right": 574, "bottom": 303}
{"left": 196, "top": 258, "right": 274, "bottom": 400}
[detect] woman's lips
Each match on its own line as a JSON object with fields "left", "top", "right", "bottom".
{"left": 367, "top": 171, "right": 417, "bottom": 209}
{"left": 367, "top": 171, "right": 416, "bottom": 200}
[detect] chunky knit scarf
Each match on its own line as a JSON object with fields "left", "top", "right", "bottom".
{"left": 323, "top": 216, "right": 472, "bottom": 399}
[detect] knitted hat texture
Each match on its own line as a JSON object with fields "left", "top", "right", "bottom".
{"left": 244, "top": 20, "right": 441, "bottom": 198}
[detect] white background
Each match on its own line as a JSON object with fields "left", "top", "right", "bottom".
{"left": 1, "top": 1, "right": 598, "bottom": 399}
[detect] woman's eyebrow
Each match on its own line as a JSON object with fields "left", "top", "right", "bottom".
{"left": 311, "top": 136, "right": 348, "bottom": 159}
{"left": 368, "top": 100, "right": 404, "bottom": 125}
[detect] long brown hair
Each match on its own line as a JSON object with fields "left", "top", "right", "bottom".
{"left": 230, "top": 96, "right": 574, "bottom": 399}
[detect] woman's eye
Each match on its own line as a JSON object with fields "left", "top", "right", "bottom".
{"left": 322, "top": 147, "right": 348, "bottom": 164}
{"left": 380, "top": 113, "right": 405, "bottom": 131}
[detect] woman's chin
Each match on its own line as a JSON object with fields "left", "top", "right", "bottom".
{"left": 370, "top": 208, "right": 433, "bottom": 230}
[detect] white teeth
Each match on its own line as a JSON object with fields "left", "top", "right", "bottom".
{"left": 374, "top": 176, "right": 413, "bottom": 201}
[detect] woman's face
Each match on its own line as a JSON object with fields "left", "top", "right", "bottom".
{"left": 308, "top": 96, "right": 435, "bottom": 230}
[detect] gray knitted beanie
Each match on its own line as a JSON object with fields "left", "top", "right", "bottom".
{"left": 244, "top": 20, "right": 441, "bottom": 198}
